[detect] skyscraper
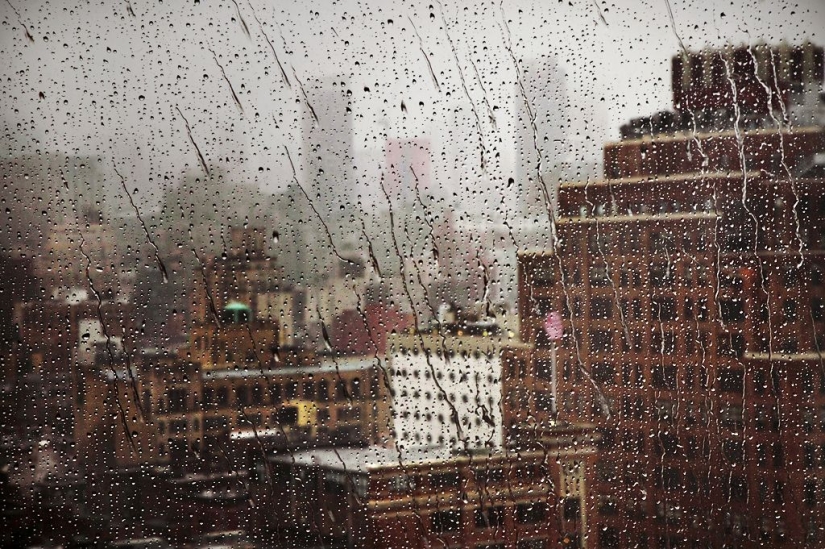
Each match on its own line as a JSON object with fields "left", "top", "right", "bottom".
{"left": 302, "top": 75, "right": 354, "bottom": 217}
{"left": 514, "top": 54, "right": 569, "bottom": 217}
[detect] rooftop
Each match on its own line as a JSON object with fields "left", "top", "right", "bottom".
{"left": 223, "top": 301, "right": 251, "bottom": 311}
{"left": 271, "top": 424, "right": 599, "bottom": 473}
{"left": 561, "top": 170, "right": 760, "bottom": 190}
{"left": 270, "top": 445, "right": 467, "bottom": 473}
{"left": 203, "top": 356, "right": 379, "bottom": 379}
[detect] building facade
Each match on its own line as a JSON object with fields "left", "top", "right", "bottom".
{"left": 507, "top": 43, "right": 825, "bottom": 548}
{"left": 258, "top": 427, "right": 599, "bottom": 549}
{"left": 388, "top": 324, "right": 527, "bottom": 451}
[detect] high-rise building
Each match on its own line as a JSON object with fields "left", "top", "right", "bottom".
{"left": 506, "top": 43, "right": 825, "bottom": 548}
{"left": 444, "top": 102, "right": 480, "bottom": 206}
{"left": 302, "top": 75, "right": 354, "bottom": 216}
{"left": 514, "top": 55, "right": 569, "bottom": 218}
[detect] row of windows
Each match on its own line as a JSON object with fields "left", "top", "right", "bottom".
{"left": 146, "top": 376, "right": 383, "bottom": 418}
{"left": 394, "top": 348, "right": 494, "bottom": 360}
{"left": 572, "top": 359, "right": 825, "bottom": 398}
{"left": 549, "top": 295, "right": 822, "bottom": 328}
{"left": 429, "top": 503, "right": 550, "bottom": 534}
{"left": 559, "top": 393, "right": 780, "bottom": 433}
{"left": 163, "top": 404, "right": 359, "bottom": 433}
{"left": 386, "top": 466, "right": 552, "bottom": 495}
{"left": 396, "top": 390, "right": 497, "bottom": 410}
{"left": 600, "top": 515, "right": 791, "bottom": 548}
{"left": 558, "top": 227, "right": 716, "bottom": 257}
{"left": 440, "top": 540, "right": 551, "bottom": 549}
{"left": 802, "top": 480, "right": 825, "bottom": 507}
{"left": 540, "top": 327, "right": 712, "bottom": 357}
{"left": 393, "top": 367, "right": 498, "bottom": 385}
{"left": 554, "top": 361, "right": 711, "bottom": 391}
{"left": 199, "top": 378, "right": 365, "bottom": 408}
{"left": 545, "top": 325, "right": 810, "bottom": 359}
{"left": 544, "top": 258, "right": 825, "bottom": 291}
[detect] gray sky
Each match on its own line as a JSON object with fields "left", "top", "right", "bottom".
{"left": 1, "top": 0, "right": 823, "bottom": 210}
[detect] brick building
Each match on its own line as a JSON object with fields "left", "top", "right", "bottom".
{"left": 72, "top": 301, "right": 393, "bottom": 540}
{"left": 507, "top": 43, "right": 825, "bottom": 548}
{"left": 191, "top": 226, "right": 300, "bottom": 346}
{"left": 257, "top": 426, "right": 599, "bottom": 549}
{"left": 75, "top": 326, "right": 392, "bottom": 475}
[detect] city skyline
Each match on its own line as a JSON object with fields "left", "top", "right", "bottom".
{"left": 1, "top": 0, "right": 822, "bottom": 211}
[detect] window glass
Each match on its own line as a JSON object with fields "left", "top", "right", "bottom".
{"left": 2, "top": 2, "right": 823, "bottom": 548}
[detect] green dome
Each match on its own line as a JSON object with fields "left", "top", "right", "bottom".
{"left": 222, "top": 301, "right": 251, "bottom": 324}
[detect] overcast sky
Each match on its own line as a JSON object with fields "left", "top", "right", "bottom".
{"left": 1, "top": 0, "right": 823, "bottom": 210}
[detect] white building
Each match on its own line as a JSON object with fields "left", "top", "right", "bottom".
{"left": 387, "top": 324, "right": 526, "bottom": 452}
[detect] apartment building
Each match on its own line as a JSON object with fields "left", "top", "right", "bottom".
{"left": 258, "top": 425, "right": 599, "bottom": 549}
{"left": 506, "top": 43, "right": 825, "bottom": 548}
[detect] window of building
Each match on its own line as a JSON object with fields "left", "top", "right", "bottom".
{"left": 652, "top": 365, "right": 677, "bottom": 390}
{"left": 590, "top": 297, "right": 613, "bottom": 319}
{"left": 431, "top": 472, "right": 461, "bottom": 489}
{"left": 474, "top": 506, "right": 504, "bottom": 529}
{"left": 562, "top": 497, "right": 581, "bottom": 521}
{"left": 589, "top": 330, "right": 614, "bottom": 353}
{"left": 651, "top": 296, "right": 677, "bottom": 321}
{"left": 430, "top": 510, "right": 461, "bottom": 533}
{"left": 720, "top": 299, "right": 746, "bottom": 322}
{"left": 650, "top": 264, "right": 674, "bottom": 287}
{"left": 719, "top": 369, "right": 744, "bottom": 392}
{"left": 592, "top": 362, "right": 615, "bottom": 385}
{"left": 473, "top": 467, "right": 505, "bottom": 485}
{"left": 516, "top": 540, "right": 547, "bottom": 549}
{"left": 515, "top": 502, "right": 547, "bottom": 524}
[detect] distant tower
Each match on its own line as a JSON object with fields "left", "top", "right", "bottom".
{"left": 445, "top": 102, "right": 478, "bottom": 207}
{"left": 302, "top": 75, "right": 354, "bottom": 218}
{"left": 515, "top": 54, "right": 569, "bottom": 217}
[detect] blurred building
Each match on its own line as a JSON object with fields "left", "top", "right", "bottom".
{"left": 508, "top": 42, "right": 825, "bottom": 548}
{"left": 330, "top": 303, "right": 413, "bottom": 357}
{"left": 0, "top": 253, "right": 39, "bottom": 387}
{"left": 76, "top": 300, "right": 391, "bottom": 467}
{"left": 189, "top": 301, "right": 279, "bottom": 370}
{"left": 384, "top": 137, "right": 433, "bottom": 206}
{"left": 672, "top": 42, "right": 822, "bottom": 116}
{"left": 619, "top": 41, "right": 824, "bottom": 142}
{"left": 11, "top": 293, "right": 135, "bottom": 440}
{"left": 515, "top": 54, "right": 570, "bottom": 218}
{"left": 38, "top": 211, "right": 130, "bottom": 300}
{"left": 192, "top": 226, "right": 299, "bottom": 346}
{"left": 303, "top": 75, "right": 354, "bottom": 215}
